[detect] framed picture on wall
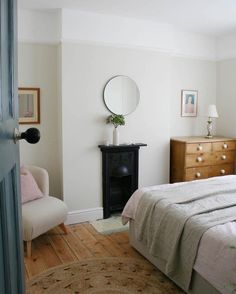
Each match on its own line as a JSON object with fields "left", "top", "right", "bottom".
{"left": 181, "top": 89, "right": 198, "bottom": 117}
{"left": 18, "top": 87, "right": 40, "bottom": 124}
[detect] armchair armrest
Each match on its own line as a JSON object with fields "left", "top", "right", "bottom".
{"left": 26, "top": 165, "right": 49, "bottom": 196}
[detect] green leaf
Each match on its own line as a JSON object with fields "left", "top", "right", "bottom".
{"left": 106, "top": 114, "right": 125, "bottom": 128}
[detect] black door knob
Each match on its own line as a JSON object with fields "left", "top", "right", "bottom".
{"left": 14, "top": 128, "right": 40, "bottom": 144}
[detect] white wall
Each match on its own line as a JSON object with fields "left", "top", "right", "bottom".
{"left": 170, "top": 57, "right": 216, "bottom": 136}
{"left": 216, "top": 58, "right": 236, "bottom": 174}
{"left": 18, "top": 9, "right": 221, "bottom": 223}
{"left": 214, "top": 34, "right": 236, "bottom": 138}
{"left": 216, "top": 33, "right": 236, "bottom": 137}
{"left": 173, "top": 30, "right": 216, "bottom": 60}
{"left": 216, "top": 33, "right": 236, "bottom": 60}
{"left": 61, "top": 42, "right": 171, "bottom": 212}
{"left": 216, "top": 59, "right": 236, "bottom": 137}
{"left": 60, "top": 9, "right": 216, "bottom": 61}
{"left": 18, "top": 9, "right": 216, "bottom": 60}
{"left": 18, "top": 43, "right": 62, "bottom": 198}
{"left": 18, "top": 40, "right": 217, "bottom": 222}
{"left": 18, "top": 9, "right": 60, "bottom": 44}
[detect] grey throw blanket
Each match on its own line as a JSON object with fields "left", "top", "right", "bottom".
{"left": 135, "top": 176, "right": 236, "bottom": 291}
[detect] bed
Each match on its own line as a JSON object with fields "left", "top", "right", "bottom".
{"left": 122, "top": 176, "right": 236, "bottom": 294}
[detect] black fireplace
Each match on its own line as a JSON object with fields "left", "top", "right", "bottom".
{"left": 98, "top": 144, "right": 147, "bottom": 218}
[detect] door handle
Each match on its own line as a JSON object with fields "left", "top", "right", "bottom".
{"left": 14, "top": 128, "right": 40, "bottom": 144}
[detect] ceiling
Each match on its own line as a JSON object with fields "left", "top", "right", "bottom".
{"left": 18, "top": 0, "right": 236, "bottom": 37}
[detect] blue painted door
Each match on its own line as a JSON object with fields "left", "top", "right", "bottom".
{"left": 0, "top": 0, "right": 25, "bottom": 293}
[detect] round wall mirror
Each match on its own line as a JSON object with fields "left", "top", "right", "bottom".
{"left": 103, "top": 76, "right": 140, "bottom": 115}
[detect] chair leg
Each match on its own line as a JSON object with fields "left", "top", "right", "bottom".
{"left": 59, "top": 223, "right": 68, "bottom": 234}
{"left": 26, "top": 241, "right": 32, "bottom": 258}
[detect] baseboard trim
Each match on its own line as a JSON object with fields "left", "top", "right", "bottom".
{"left": 65, "top": 207, "right": 103, "bottom": 225}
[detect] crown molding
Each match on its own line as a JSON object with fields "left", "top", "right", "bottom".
{"left": 20, "top": 8, "right": 234, "bottom": 62}
{"left": 60, "top": 38, "right": 173, "bottom": 54}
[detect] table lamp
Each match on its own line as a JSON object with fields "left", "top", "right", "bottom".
{"left": 206, "top": 104, "right": 218, "bottom": 138}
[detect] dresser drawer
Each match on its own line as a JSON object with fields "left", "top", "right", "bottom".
{"left": 211, "top": 151, "right": 235, "bottom": 165}
{"left": 212, "top": 141, "right": 236, "bottom": 151}
{"left": 210, "top": 164, "right": 234, "bottom": 177}
{"left": 185, "top": 154, "right": 211, "bottom": 168}
{"left": 185, "top": 167, "right": 210, "bottom": 181}
{"left": 186, "top": 143, "right": 211, "bottom": 154}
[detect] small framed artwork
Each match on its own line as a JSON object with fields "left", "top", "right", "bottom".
{"left": 181, "top": 90, "right": 198, "bottom": 117}
{"left": 18, "top": 87, "right": 40, "bottom": 124}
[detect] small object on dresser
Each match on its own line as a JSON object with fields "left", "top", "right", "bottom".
{"left": 205, "top": 104, "right": 218, "bottom": 138}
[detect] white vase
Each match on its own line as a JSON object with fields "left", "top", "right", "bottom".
{"left": 113, "top": 128, "right": 119, "bottom": 145}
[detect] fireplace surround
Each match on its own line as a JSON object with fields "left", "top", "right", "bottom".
{"left": 98, "top": 144, "right": 147, "bottom": 218}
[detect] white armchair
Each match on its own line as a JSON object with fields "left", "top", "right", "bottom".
{"left": 21, "top": 165, "right": 68, "bottom": 258}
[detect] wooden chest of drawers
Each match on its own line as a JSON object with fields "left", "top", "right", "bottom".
{"left": 170, "top": 136, "right": 236, "bottom": 183}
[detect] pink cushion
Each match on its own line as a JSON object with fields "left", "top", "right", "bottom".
{"left": 20, "top": 167, "right": 43, "bottom": 204}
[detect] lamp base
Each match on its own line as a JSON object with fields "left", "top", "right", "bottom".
{"left": 206, "top": 118, "right": 213, "bottom": 139}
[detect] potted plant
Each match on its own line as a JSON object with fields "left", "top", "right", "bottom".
{"left": 106, "top": 114, "right": 125, "bottom": 145}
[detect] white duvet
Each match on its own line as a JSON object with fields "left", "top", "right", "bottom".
{"left": 122, "top": 177, "right": 236, "bottom": 294}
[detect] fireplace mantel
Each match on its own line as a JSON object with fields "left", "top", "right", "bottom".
{"left": 98, "top": 143, "right": 147, "bottom": 218}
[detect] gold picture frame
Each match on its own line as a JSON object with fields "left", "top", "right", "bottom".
{"left": 18, "top": 88, "right": 40, "bottom": 124}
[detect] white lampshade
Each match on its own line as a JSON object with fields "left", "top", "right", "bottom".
{"left": 207, "top": 104, "right": 219, "bottom": 118}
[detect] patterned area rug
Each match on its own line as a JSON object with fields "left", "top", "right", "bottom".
{"left": 27, "top": 257, "right": 184, "bottom": 293}
{"left": 90, "top": 215, "right": 128, "bottom": 234}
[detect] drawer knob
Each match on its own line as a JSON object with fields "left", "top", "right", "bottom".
{"left": 221, "top": 155, "right": 227, "bottom": 160}
{"left": 223, "top": 143, "right": 228, "bottom": 149}
{"left": 196, "top": 156, "right": 203, "bottom": 162}
{"left": 197, "top": 145, "right": 203, "bottom": 151}
{"left": 220, "top": 169, "right": 226, "bottom": 175}
{"left": 195, "top": 172, "right": 201, "bottom": 178}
